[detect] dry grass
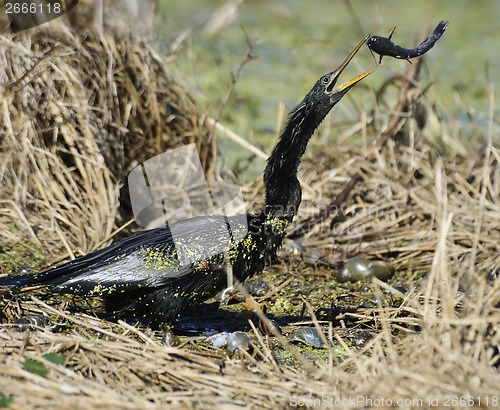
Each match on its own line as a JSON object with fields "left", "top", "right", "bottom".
{"left": 290, "top": 134, "right": 500, "bottom": 408}
{"left": 0, "top": 0, "right": 209, "bottom": 254}
{"left": 1, "top": 2, "right": 500, "bottom": 409}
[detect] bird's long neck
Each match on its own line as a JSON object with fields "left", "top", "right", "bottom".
{"left": 263, "top": 98, "right": 326, "bottom": 220}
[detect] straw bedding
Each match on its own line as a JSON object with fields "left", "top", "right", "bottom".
{"left": 0, "top": 0, "right": 209, "bottom": 253}
{"left": 1, "top": 2, "right": 500, "bottom": 409}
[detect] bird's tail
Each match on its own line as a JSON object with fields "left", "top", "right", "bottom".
{"left": 0, "top": 253, "right": 103, "bottom": 291}
{"left": 0, "top": 273, "right": 35, "bottom": 290}
{"left": 0, "top": 271, "right": 53, "bottom": 290}
{"left": 0, "top": 236, "right": 136, "bottom": 291}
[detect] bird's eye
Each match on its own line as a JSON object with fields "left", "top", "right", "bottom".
{"left": 321, "top": 76, "right": 330, "bottom": 85}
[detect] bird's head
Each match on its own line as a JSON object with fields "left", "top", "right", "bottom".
{"left": 265, "top": 36, "right": 381, "bottom": 211}
{"left": 305, "top": 36, "right": 381, "bottom": 116}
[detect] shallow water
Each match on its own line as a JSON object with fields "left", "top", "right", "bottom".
{"left": 153, "top": 0, "right": 499, "bottom": 177}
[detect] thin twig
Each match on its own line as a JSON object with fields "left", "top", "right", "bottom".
{"left": 204, "top": 117, "right": 267, "bottom": 159}
{"left": 201, "top": 29, "right": 259, "bottom": 172}
{"left": 255, "top": 276, "right": 295, "bottom": 303}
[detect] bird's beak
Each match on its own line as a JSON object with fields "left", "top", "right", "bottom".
{"left": 327, "top": 35, "right": 382, "bottom": 94}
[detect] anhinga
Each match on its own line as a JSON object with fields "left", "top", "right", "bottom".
{"left": 0, "top": 37, "right": 379, "bottom": 325}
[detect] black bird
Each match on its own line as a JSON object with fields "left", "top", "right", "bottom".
{"left": 0, "top": 37, "right": 379, "bottom": 325}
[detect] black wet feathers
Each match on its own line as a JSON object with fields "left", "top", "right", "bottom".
{"left": 0, "top": 40, "right": 373, "bottom": 325}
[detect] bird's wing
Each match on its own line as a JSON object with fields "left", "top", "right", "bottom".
{"left": 3, "top": 213, "right": 249, "bottom": 295}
